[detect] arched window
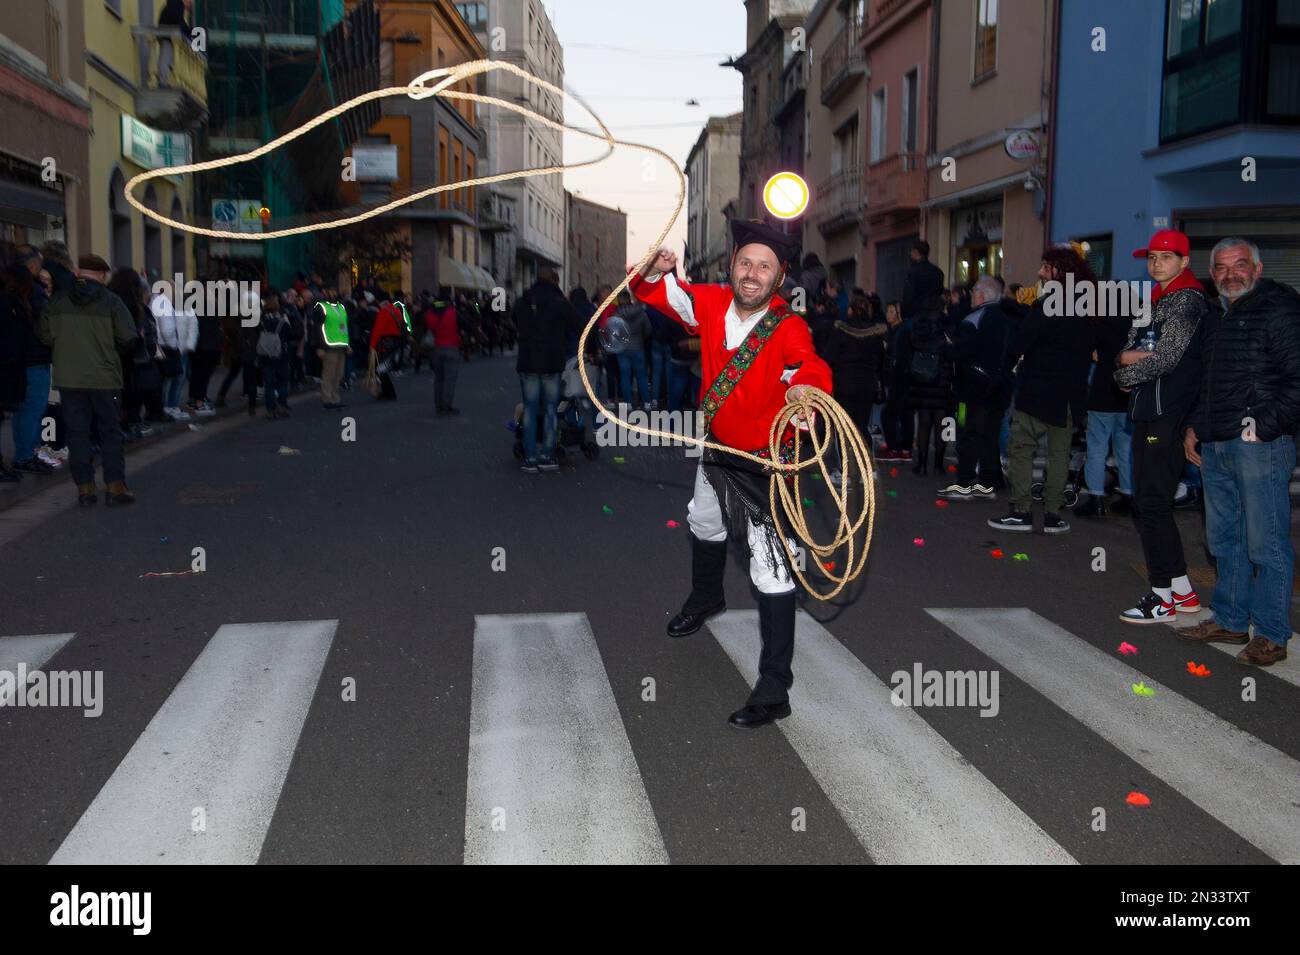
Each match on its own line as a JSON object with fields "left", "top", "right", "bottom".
{"left": 170, "top": 196, "right": 185, "bottom": 279}
{"left": 109, "top": 168, "right": 132, "bottom": 270}
{"left": 143, "top": 184, "right": 162, "bottom": 281}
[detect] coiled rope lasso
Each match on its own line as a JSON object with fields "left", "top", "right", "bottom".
{"left": 125, "top": 58, "right": 874, "bottom": 600}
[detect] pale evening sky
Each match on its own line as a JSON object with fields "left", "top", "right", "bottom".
{"left": 542, "top": 0, "right": 745, "bottom": 270}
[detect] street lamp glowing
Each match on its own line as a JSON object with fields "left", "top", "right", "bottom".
{"left": 763, "top": 172, "right": 809, "bottom": 220}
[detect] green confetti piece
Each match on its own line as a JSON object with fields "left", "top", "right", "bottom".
{"left": 802, "top": 497, "right": 815, "bottom": 508}
{"left": 886, "top": 490, "right": 898, "bottom": 498}
{"left": 1131, "top": 681, "right": 1155, "bottom": 697}
{"left": 1012, "top": 552, "right": 1029, "bottom": 561}
{"left": 810, "top": 472, "right": 822, "bottom": 481}
{"left": 613, "top": 456, "right": 625, "bottom": 464}
{"left": 601, "top": 505, "right": 613, "bottom": 515}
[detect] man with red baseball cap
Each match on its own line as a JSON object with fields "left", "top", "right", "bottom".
{"left": 1112, "top": 228, "right": 1208, "bottom": 624}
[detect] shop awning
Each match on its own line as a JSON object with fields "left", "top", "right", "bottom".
{"left": 438, "top": 255, "right": 476, "bottom": 289}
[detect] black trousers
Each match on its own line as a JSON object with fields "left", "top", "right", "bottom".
{"left": 188, "top": 349, "right": 220, "bottom": 404}
{"left": 63, "top": 389, "right": 124, "bottom": 486}
{"left": 1131, "top": 414, "right": 1188, "bottom": 588}
{"left": 956, "top": 400, "right": 1005, "bottom": 487}
{"left": 882, "top": 381, "right": 913, "bottom": 452}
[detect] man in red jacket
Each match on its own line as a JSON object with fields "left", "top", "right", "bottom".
{"left": 629, "top": 218, "right": 832, "bottom": 728}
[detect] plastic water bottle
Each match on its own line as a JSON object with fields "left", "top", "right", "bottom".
{"left": 1139, "top": 327, "right": 1157, "bottom": 352}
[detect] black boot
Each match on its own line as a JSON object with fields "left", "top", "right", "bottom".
{"left": 666, "top": 535, "right": 729, "bottom": 637}
{"left": 933, "top": 440, "right": 948, "bottom": 476}
{"left": 729, "top": 590, "right": 797, "bottom": 728}
{"left": 1109, "top": 492, "right": 1133, "bottom": 516}
{"left": 911, "top": 449, "right": 928, "bottom": 475}
{"left": 1075, "top": 493, "right": 1106, "bottom": 518}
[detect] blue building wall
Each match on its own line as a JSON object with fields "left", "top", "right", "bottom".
{"left": 1051, "top": 0, "right": 1300, "bottom": 282}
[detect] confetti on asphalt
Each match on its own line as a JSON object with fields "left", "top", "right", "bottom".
{"left": 886, "top": 490, "right": 898, "bottom": 498}
{"left": 810, "top": 472, "right": 822, "bottom": 481}
{"left": 1131, "top": 681, "right": 1155, "bottom": 697}
{"left": 277, "top": 446, "right": 301, "bottom": 455}
{"left": 613, "top": 456, "right": 625, "bottom": 464}
{"left": 601, "top": 505, "right": 613, "bottom": 515}
{"left": 990, "top": 549, "right": 1004, "bottom": 559}
{"left": 934, "top": 499, "right": 949, "bottom": 508}
{"left": 665, "top": 519, "right": 680, "bottom": 528}
{"left": 1125, "top": 792, "right": 1152, "bottom": 807}
{"left": 802, "top": 497, "right": 815, "bottom": 507}
{"left": 160, "top": 537, "right": 170, "bottom": 544}
{"left": 1186, "top": 661, "right": 1212, "bottom": 678}
{"left": 947, "top": 464, "right": 958, "bottom": 473}
{"left": 912, "top": 537, "right": 925, "bottom": 547}
{"left": 822, "top": 560, "right": 837, "bottom": 572}
{"left": 1118, "top": 642, "right": 1139, "bottom": 656}
{"left": 1012, "top": 552, "right": 1029, "bottom": 561}
{"left": 889, "top": 467, "right": 898, "bottom": 478}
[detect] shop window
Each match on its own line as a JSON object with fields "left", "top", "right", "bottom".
{"left": 1073, "top": 234, "right": 1113, "bottom": 281}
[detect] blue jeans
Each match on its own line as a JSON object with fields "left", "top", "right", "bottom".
{"left": 519, "top": 372, "right": 560, "bottom": 463}
{"left": 163, "top": 352, "right": 189, "bottom": 409}
{"left": 1201, "top": 436, "right": 1296, "bottom": 644}
{"left": 650, "top": 342, "right": 670, "bottom": 403}
{"left": 14, "top": 364, "right": 50, "bottom": 462}
{"left": 618, "top": 349, "right": 650, "bottom": 406}
{"left": 258, "top": 357, "right": 289, "bottom": 411}
{"left": 1084, "top": 411, "right": 1133, "bottom": 495}
{"left": 666, "top": 361, "right": 691, "bottom": 412}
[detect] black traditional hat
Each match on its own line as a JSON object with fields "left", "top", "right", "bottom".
{"left": 729, "top": 217, "right": 798, "bottom": 265}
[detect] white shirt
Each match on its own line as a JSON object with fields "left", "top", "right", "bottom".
{"left": 724, "top": 298, "right": 766, "bottom": 350}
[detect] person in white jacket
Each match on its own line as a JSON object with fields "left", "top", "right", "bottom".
{"left": 152, "top": 288, "right": 197, "bottom": 420}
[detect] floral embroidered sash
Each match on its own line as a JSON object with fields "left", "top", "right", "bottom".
{"left": 699, "top": 303, "right": 791, "bottom": 437}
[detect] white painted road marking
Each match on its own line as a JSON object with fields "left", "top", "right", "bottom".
{"left": 709, "top": 610, "right": 1076, "bottom": 864}
{"left": 49, "top": 620, "right": 337, "bottom": 864}
{"left": 0, "top": 633, "right": 76, "bottom": 707}
{"left": 929, "top": 608, "right": 1300, "bottom": 863}
{"left": 465, "top": 613, "right": 667, "bottom": 864}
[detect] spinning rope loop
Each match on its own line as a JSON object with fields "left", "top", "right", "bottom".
{"left": 127, "top": 58, "right": 875, "bottom": 600}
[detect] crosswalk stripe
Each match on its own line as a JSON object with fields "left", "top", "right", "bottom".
{"left": 0, "top": 633, "right": 75, "bottom": 707}
{"left": 465, "top": 613, "right": 668, "bottom": 865}
{"left": 708, "top": 610, "right": 1076, "bottom": 864}
{"left": 928, "top": 608, "right": 1300, "bottom": 864}
{"left": 49, "top": 620, "right": 337, "bottom": 865}
{"left": 1166, "top": 615, "right": 1300, "bottom": 689}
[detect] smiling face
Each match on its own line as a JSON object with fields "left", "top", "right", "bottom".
{"left": 1210, "top": 244, "right": 1262, "bottom": 301}
{"left": 1146, "top": 250, "right": 1187, "bottom": 285}
{"left": 730, "top": 243, "right": 783, "bottom": 311}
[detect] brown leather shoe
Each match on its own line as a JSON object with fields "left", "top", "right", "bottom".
{"left": 104, "top": 480, "right": 136, "bottom": 505}
{"left": 1178, "top": 620, "right": 1249, "bottom": 645}
{"left": 77, "top": 482, "right": 97, "bottom": 507}
{"left": 1236, "top": 636, "right": 1287, "bottom": 667}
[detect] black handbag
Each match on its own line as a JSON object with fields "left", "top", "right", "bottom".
{"left": 909, "top": 349, "right": 942, "bottom": 385}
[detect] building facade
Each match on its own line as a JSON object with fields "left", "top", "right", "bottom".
{"left": 732, "top": 0, "right": 815, "bottom": 225}
{"left": 923, "top": 0, "right": 1055, "bottom": 289}
{"left": 346, "top": 0, "right": 487, "bottom": 296}
{"left": 1051, "top": 0, "right": 1300, "bottom": 285}
{"left": 803, "top": 0, "right": 868, "bottom": 292}
{"left": 86, "top": 0, "right": 207, "bottom": 279}
{"left": 685, "top": 112, "right": 741, "bottom": 283}
{"left": 0, "top": 1, "right": 91, "bottom": 256}
{"left": 472, "top": 0, "right": 565, "bottom": 297}
{"left": 565, "top": 192, "right": 626, "bottom": 296}
{"left": 859, "top": 0, "right": 931, "bottom": 304}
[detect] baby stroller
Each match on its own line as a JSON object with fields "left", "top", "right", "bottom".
{"left": 510, "top": 354, "right": 601, "bottom": 464}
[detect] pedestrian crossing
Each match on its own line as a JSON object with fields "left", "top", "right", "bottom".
{"left": 2, "top": 609, "right": 1295, "bottom": 865}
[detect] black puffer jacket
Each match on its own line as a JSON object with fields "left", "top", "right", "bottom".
{"left": 900, "top": 307, "right": 955, "bottom": 410}
{"left": 821, "top": 317, "right": 885, "bottom": 398}
{"left": 1190, "top": 278, "right": 1300, "bottom": 443}
{"left": 516, "top": 280, "right": 581, "bottom": 374}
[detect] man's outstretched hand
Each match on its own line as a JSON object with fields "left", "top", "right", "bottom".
{"left": 640, "top": 247, "right": 677, "bottom": 278}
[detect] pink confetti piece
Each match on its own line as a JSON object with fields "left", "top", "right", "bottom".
{"left": 665, "top": 520, "right": 680, "bottom": 528}
{"left": 1118, "top": 642, "right": 1138, "bottom": 656}
{"left": 934, "top": 499, "right": 949, "bottom": 508}
{"left": 912, "top": 537, "right": 925, "bottom": 547}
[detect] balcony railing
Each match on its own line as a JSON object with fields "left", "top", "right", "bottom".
{"left": 820, "top": 22, "right": 867, "bottom": 105}
{"left": 813, "top": 168, "right": 863, "bottom": 234}
{"left": 132, "top": 26, "right": 208, "bottom": 130}
{"left": 865, "top": 152, "right": 925, "bottom": 218}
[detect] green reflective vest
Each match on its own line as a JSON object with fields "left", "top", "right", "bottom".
{"left": 318, "top": 301, "right": 349, "bottom": 348}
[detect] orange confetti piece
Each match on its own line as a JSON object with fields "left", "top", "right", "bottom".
{"left": 889, "top": 467, "right": 898, "bottom": 478}
{"left": 1126, "top": 791, "right": 1151, "bottom": 807}
{"left": 1186, "top": 661, "right": 1211, "bottom": 678}
{"left": 822, "top": 560, "right": 837, "bottom": 572}
{"left": 990, "top": 549, "right": 1004, "bottom": 559}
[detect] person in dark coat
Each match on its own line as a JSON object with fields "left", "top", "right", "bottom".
{"left": 878, "top": 301, "right": 913, "bottom": 460}
{"left": 939, "top": 275, "right": 1014, "bottom": 498}
{"left": 899, "top": 297, "right": 955, "bottom": 475}
{"left": 820, "top": 291, "right": 886, "bottom": 481}
{"left": 515, "top": 268, "right": 582, "bottom": 472}
{"left": 989, "top": 246, "right": 1097, "bottom": 535}
{"left": 900, "top": 239, "right": 946, "bottom": 322}
{"left": 1075, "top": 306, "right": 1135, "bottom": 518}
{"left": 0, "top": 248, "right": 34, "bottom": 481}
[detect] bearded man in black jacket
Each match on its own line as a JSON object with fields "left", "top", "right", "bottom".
{"left": 1179, "top": 237, "right": 1300, "bottom": 667}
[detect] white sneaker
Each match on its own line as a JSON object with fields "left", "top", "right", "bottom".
{"left": 41, "top": 444, "right": 68, "bottom": 461}
{"left": 938, "top": 483, "right": 973, "bottom": 499}
{"left": 36, "top": 446, "right": 63, "bottom": 468}
{"left": 194, "top": 403, "right": 216, "bottom": 417}
{"left": 165, "top": 406, "right": 191, "bottom": 421}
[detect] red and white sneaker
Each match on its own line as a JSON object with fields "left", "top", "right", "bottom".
{"left": 1172, "top": 589, "right": 1201, "bottom": 613}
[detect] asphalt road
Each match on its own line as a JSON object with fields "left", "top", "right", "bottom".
{"left": 1, "top": 352, "right": 1296, "bottom": 865}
